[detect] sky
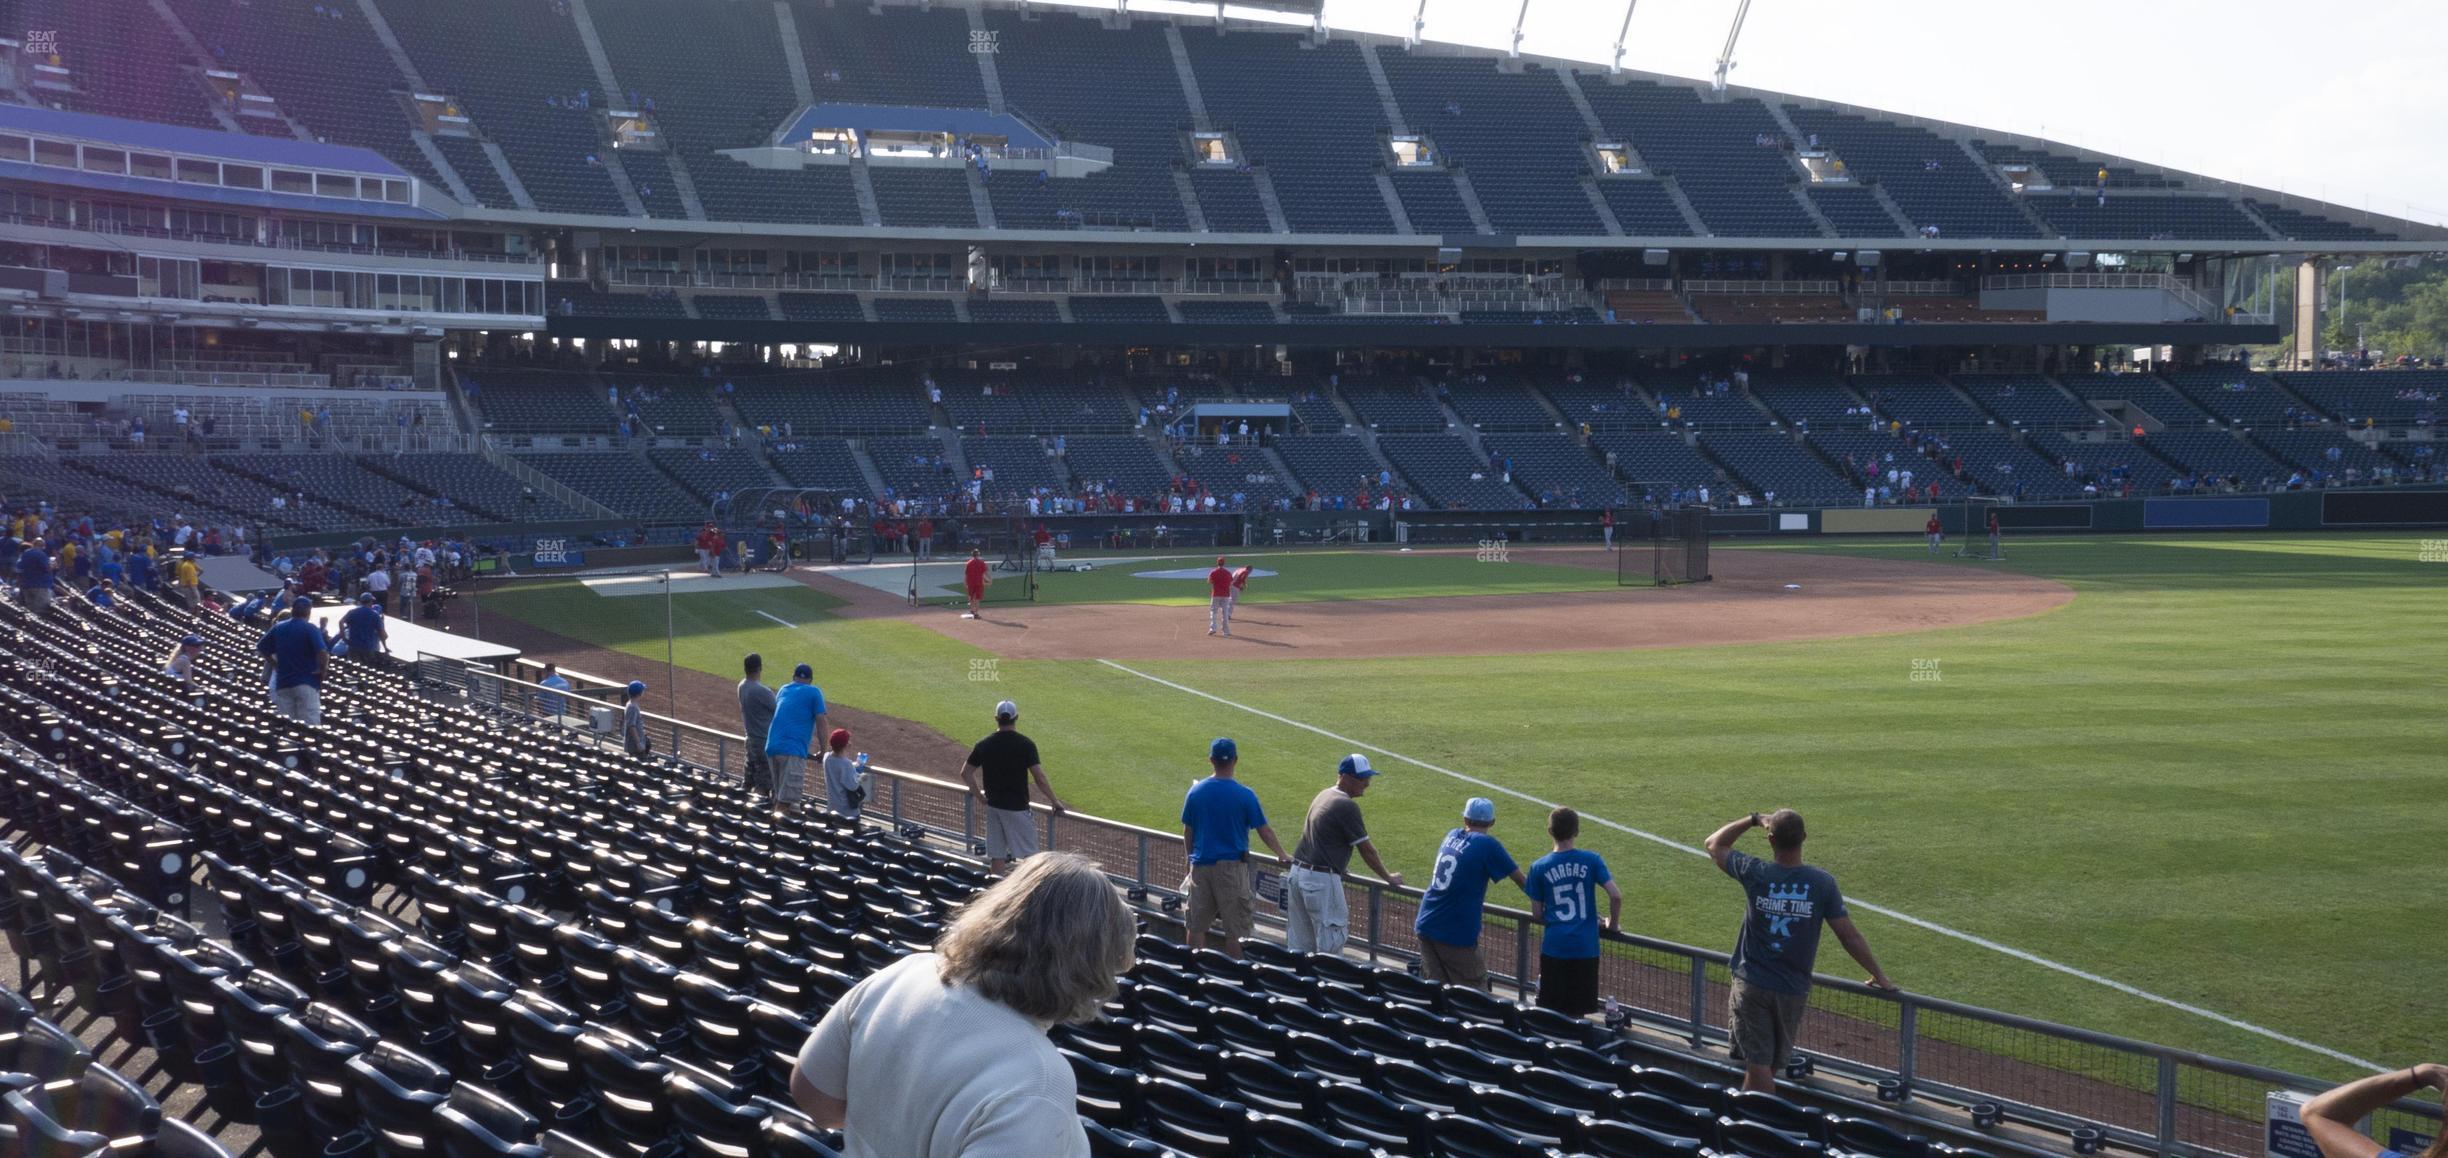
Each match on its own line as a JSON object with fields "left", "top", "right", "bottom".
{"left": 1062, "top": 0, "right": 2448, "bottom": 228}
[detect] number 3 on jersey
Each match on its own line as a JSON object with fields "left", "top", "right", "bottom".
{"left": 1429, "top": 853, "right": 1458, "bottom": 893}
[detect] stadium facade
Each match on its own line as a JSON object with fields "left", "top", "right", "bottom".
{"left": 0, "top": 0, "right": 2443, "bottom": 540}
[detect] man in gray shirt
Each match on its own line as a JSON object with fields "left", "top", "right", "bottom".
{"left": 1284, "top": 754, "right": 1405, "bottom": 955}
{"left": 739, "top": 653, "right": 778, "bottom": 798}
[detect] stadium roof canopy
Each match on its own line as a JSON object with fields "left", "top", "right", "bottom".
{"left": 0, "top": 102, "right": 407, "bottom": 177}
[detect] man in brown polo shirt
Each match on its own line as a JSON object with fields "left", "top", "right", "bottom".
{"left": 1284, "top": 754, "right": 1405, "bottom": 955}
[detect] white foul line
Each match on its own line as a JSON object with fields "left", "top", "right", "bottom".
{"left": 1095, "top": 658, "right": 2389, "bottom": 1073}
{"left": 753, "top": 609, "right": 798, "bottom": 629}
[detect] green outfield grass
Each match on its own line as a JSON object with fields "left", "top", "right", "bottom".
{"left": 1025, "top": 548, "right": 1621, "bottom": 605}
{"left": 476, "top": 533, "right": 2447, "bottom": 1080}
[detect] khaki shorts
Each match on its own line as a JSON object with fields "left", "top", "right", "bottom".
{"left": 272, "top": 683, "right": 322, "bottom": 726}
{"left": 1186, "top": 861, "right": 1255, "bottom": 941}
{"left": 769, "top": 755, "right": 808, "bottom": 804}
{"left": 1283, "top": 865, "right": 1349, "bottom": 956}
{"left": 1418, "top": 936, "right": 1489, "bottom": 991}
{"left": 1728, "top": 975, "right": 1811, "bottom": 1070}
{"left": 984, "top": 806, "right": 1038, "bottom": 861}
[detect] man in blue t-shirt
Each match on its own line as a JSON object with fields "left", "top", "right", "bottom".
{"left": 256, "top": 597, "right": 329, "bottom": 726}
{"left": 1527, "top": 807, "right": 1622, "bottom": 1017}
{"left": 16, "top": 541, "right": 53, "bottom": 611}
{"left": 1413, "top": 797, "right": 1528, "bottom": 991}
{"left": 1179, "top": 737, "right": 1289, "bottom": 960}
{"left": 762, "top": 664, "right": 831, "bottom": 806}
{"left": 1705, "top": 808, "right": 1894, "bottom": 1093}
{"left": 338, "top": 593, "right": 389, "bottom": 665}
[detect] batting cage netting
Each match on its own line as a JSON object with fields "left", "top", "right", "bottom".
{"left": 718, "top": 488, "right": 871, "bottom": 568}
{"left": 1617, "top": 505, "right": 1712, "bottom": 586}
{"left": 1954, "top": 495, "right": 2007, "bottom": 560}
{"left": 910, "top": 511, "right": 1038, "bottom": 608}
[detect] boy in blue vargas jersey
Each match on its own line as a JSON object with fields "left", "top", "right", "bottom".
{"left": 1526, "top": 807, "right": 1622, "bottom": 1017}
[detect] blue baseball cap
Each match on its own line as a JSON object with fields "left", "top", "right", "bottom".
{"left": 1463, "top": 797, "right": 1497, "bottom": 824}
{"left": 793, "top": 663, "right": 814, "bottom": 680}
{"left": 1337, "top": 754, "right": 1377, "bottom": 779}
{"left": 1209, "top": 737, "right": 1237, "bottom": 762}
{"left": 626, "top": 680, "right": 647, "bottom": 696}
{"left": 292, "top": 597, "right": 313, "bottom": 614}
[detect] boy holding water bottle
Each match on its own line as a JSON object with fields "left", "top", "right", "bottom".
{"left": 823, "top": 728, "right": 870, "bottom": 819}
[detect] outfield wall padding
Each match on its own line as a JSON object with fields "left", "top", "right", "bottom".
{"left": 1822, "top": 508, "right": 1939, "bottom": 534}
{"left": 2322, "top": 489, "right": 2448, "bottom": 526}
{"left": 2144, "top": 497, "right": 2271, "bottom": 529}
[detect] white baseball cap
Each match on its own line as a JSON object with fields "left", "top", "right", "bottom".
{"left": 995, "top": 700, "right": 1019, "bottom": 720}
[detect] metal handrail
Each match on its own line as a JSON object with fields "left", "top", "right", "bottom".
{"left": 413, "top": 653, "right": 2440, "bottom": 1158}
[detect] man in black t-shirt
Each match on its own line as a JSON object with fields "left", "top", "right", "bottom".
{"left": 959, "top": 700, "right": 1070, "bottom": 875}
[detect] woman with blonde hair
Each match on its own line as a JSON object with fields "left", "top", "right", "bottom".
{"left": 791, "top": 851, "right": 1135, "bottom": 1157}
{"left": 2303, "top": 1064, "right": 2447, "bottom": 1158}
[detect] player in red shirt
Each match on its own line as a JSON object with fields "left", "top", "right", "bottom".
{"left": 695, "top": 522, "right": 720, "bottom": 575}
{"left": 1224, "top": 564, "right": 1253, "bottom": 635}
{"left": 1600, "top": 509, "right": 1616, "bottom": 551}
{"left": 1206, "top": 556, "right": 1234, "bottom": 637}
{"left": 1925, "top": 513, "right": 1943, "bottom": 555}
{"left": 963, "top": 547, "right": 990, "bottom": 619}
{"left": 915, "top": 518, "right": 935, "bottom": 560}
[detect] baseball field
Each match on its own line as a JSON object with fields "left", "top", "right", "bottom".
{"left": 471, "top": 532, "right": 2445, "bottom": 1082}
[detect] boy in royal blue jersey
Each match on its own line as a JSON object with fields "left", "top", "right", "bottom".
{"left": 1526, "top": 807, "right": 1623, "bottom": 1017}
{"left": 1413, "top": 797, "right": 1529, "bottom": 990}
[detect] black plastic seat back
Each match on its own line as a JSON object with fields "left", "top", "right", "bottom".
{"left": 1726, "top": 1089, "right": 1830, "bottom": 1140}
{"left": 1471, "top": 1087, "right": 1583, "bottom": 1151}
{"left": 432, "top": 1081, "right": 542, "bottom": 1158}
{"left": 1582, "top": 1118, "right": 1709, "bottom": 1157}
{"left": 1371, "top": 1056, "right": 1472, "bottom": 1115}
{"left": 1083, "top": 1118, "right": 1166, "bottom": 1157}
{"left": 1245, "top": 1111, "right": 1371, "bottom": 1156}
{"left": 1828, "top": 1116, "right": 1932, "bottom": 1158}
{"left": 1138, "top": 1075, "right": 1248, "bottom": 1158}
{"left": 1061, "top": 1049, "right": 1146, "bottom": 1129}
{"left": 0, "top": 1017, "right": 94, "bottom": 1092}
{"left": 1615, "top": 1089, "right": 1720, "bottom": 1146}
{"left": 1425, "top": 1110, "right": 1550, "bottom": 1157}
{"left": 1718, "top": 1118, "right": 1829, "bottom": 1158}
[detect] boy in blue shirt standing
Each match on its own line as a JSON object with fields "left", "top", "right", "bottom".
{"left": 1413, "top": 797, "right": 1528, "bottom": 990}
{"left": 1179, "top": 738, "right": 1290, "bottom": 960}
{"left": 1527, "top": 807, "right": 1622, "bottom": 1017}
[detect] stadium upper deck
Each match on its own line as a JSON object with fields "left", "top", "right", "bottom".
{"left": 5, "top": 0, "right": 2434, "bottom": 252}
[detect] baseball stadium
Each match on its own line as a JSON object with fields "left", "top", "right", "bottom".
{"left": 0, "top": 0, "right": 2440, "bottom": 1156}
